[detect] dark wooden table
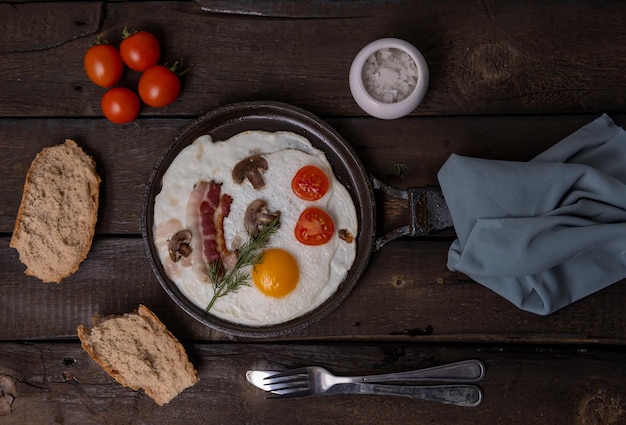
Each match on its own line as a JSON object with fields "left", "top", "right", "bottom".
{"left": 1, "top": 1, "right": 625, "bottom": 424}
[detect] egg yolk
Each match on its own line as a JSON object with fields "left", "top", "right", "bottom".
{"left": 252, "top": 248, "right": 299, "bottom": 298}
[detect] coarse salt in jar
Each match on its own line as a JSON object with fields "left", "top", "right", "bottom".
{"left": 349, "top": 38, "right": 429, "bottom": 120}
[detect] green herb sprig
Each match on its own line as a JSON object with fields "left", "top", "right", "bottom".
{"left": 391, "top": 162, "right": 409, "bottom": 179}
{"left": 205, "top": 219, "right": 279, "bottom": 312}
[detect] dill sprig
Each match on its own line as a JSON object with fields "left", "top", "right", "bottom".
{"left": 205, "top": 219, "right": 279, "bottom": 312}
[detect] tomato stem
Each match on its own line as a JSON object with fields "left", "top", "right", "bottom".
{"left": 92, "top": 35, "right": 109, "bottom": 46}
{"left": 165, "top": 59, "right": 192, "bottom": 77}
{"left": 121, "top": 26, "right": 138, "bottom": 39}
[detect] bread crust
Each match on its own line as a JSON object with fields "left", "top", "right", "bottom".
{"left": 77, "top": 305, "right": 199, "bottom": 406}
{"left": 10, "top": 139, "right": 100, "bottom": 283}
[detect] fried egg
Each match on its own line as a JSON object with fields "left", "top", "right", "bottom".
{"left": 153, "top": 131, "right": 358, "bottom": 326}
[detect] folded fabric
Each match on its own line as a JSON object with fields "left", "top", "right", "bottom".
{"left": 437, "top": 114, "right": 626, "bottom": 315}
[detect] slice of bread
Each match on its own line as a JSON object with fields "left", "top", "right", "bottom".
{"left": 77, "top": 305, "right": 199, "bottom": 406}
{"left": 10, "top": 139, "right": 100, "bottom": 283}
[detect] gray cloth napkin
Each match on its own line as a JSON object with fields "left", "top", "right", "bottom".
{"left": 437, "top": 114, "right": 626, "bottom": 315}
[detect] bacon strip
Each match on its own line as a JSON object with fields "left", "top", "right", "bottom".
{"left": 186, "top": 181, "right": 237, "bottom": 280}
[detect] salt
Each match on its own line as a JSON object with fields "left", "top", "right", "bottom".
{"left": 362, "top": 47, "right": 418, "bottom": 103}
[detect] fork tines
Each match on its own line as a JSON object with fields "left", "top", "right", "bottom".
{"left": 262, "top": 368, "right": 308, "bottom": 386}
{"left": 263, "top": 368, "right": 311, "bottom": 398}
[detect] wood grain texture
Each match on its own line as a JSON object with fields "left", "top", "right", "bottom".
{"left": 2, "top": 2, "right": 626, "bottom": 421}
{"left": 1, "top": 114, "right": 623, "bottom": 235}
{"left": 0, "top": 342, "right": 624, "bottom": 424}
{"left": 2, "top": 236, "right": 624, "bottom": 343}
{"left": 0, "top": 1, "right": 625, "bottom": 117}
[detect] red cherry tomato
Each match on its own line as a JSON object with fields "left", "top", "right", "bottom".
{"left": 291, "top": 165, "right": 330, "bottom": 201}
{"left": 294, "top": 207, "right": 335, "bottom": 246}
{"left": 138, "top": 65, "right": 182, "bottom": 107}
{"left": 84, "top": 43, "right": 124, "bottom": 88}
{"left": 100, "top": 87, "right": 140, "bottom": 124}
{"left": 120, "top": 29, "right": 161, "bottom": 72}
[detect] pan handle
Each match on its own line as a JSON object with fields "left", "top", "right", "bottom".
{"left": 371, "top": 176, "right": 453, "bottom": 251}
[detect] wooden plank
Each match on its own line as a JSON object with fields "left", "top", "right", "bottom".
{"left": 2, "top": 236, "right": 624, "bottom": 343}
{"left": 0, "top": 341, "right": 624, "bottom": 424}
{"left": 1, "top": 114, "right": 622, "bottom": 235}
{"left": 0, "top": 1, "right": 625, "bottom": 117}
{"left": 0, "top": 2, "right": 102, "bottom": 52}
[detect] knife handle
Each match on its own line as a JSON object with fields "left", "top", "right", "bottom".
{"left": 357, "top": 359, "right": 485, "bottom": 383}
{"left": 349, "top": 383, "right": 483, "bottom": 407}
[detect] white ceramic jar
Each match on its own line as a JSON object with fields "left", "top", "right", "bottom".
{"left": 349, "top": 38, "right": 429, "bottom": 120}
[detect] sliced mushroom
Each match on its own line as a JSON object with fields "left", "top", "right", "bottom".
{"left": 169, "top": 230, "right": 193, "bottom": 262}
{"left": 244, "top": 199, "right": 281, "bottom": 237}
{"left": 232, "top": 155, "right": 268, "bottom": 189}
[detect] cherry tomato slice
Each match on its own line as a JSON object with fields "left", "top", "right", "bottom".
{"left": 291, "top": 165, "right": 330, "bottom": 201}
{"left": 138, "top": 65, "right": 181, "bottom": 108}
{"left": 84, "top": 43, "right": 124, "bottom": 88}
{"left": 120, "top": 30, "right": 161, "bottom": 72}
{"left": 100, "top": 87, "right": 140, "bottom": 124}
{"left": 294, "top": 207, "right": 335, "bottom": 246}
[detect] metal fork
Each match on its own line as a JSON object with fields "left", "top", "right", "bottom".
{"left": 262, "top": 359, "right": 484, "bottom": 402}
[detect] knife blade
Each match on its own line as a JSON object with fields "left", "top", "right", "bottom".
{"left": 246, "top": 370, "right": 279, "bottom": 392}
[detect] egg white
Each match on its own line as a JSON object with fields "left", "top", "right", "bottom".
{"left": 153, "top": 131, "right": 358, "bottom": 326}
